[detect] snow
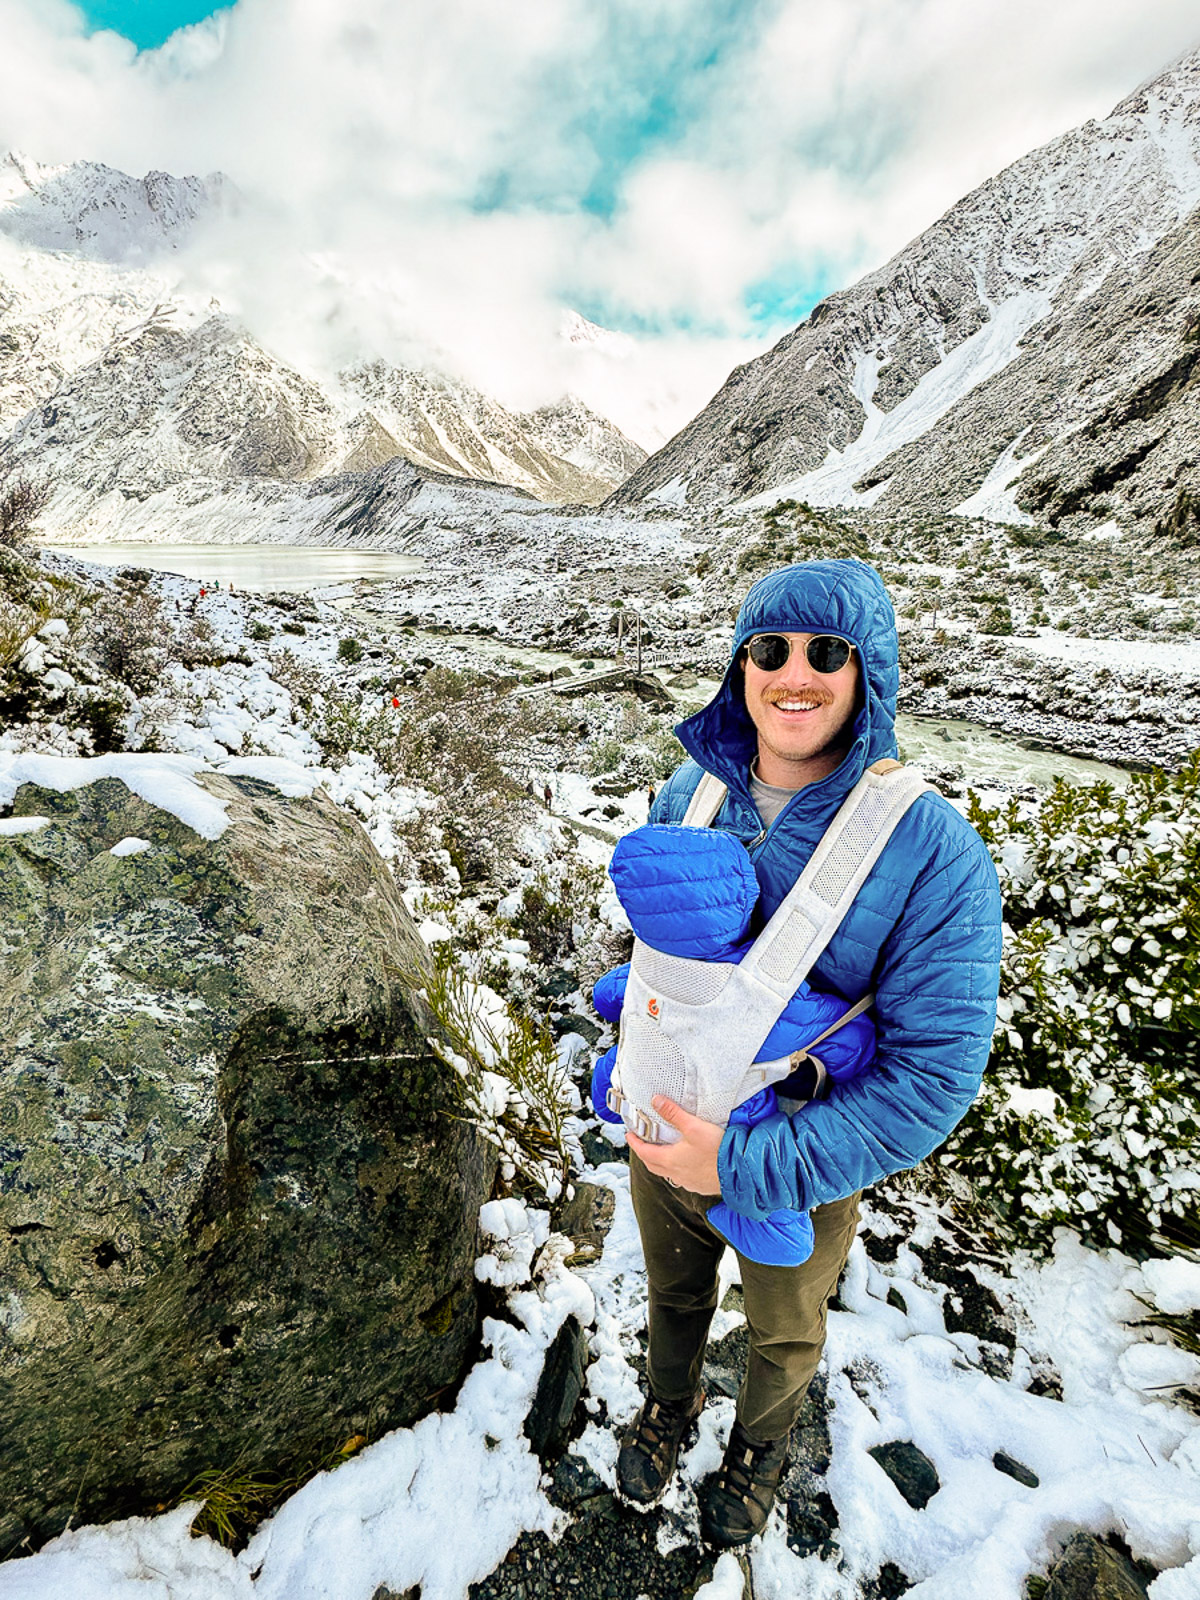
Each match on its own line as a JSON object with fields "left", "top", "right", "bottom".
{"left": 1011, "top": 630, "right": 1200, "bottom": 682}
{"left": 1003, "top": 1085, "right": 1060, "bottom": 1119}
{"left": 953, "top": 431, "right": 1042, "bottom": 525}
{"left": 1142, "top": 1258, "right": 1200, "bottom": 1316}
{"left": 744, "top": 288, "right": 1053, "bottom": 512}
{"left": 0, "top": 815, "right": 48, "bottom": 835}
{"left": 693, "top": 1552, "right": 746, "bottom": 1598}
{"left": 109, "top": 836, "right": 151, "bottom": 856}
{"left": 0, "top": 752, "right": 323, "bottom": 839}
{"left": 649, "top": 474, "right": 690, "bottom": 507}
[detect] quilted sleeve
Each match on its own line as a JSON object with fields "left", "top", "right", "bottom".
{"left": 591, "top": 962, "right": 630, "bottom": 1023}
{"left": 717, "top": 817, "right": 1002, "bottom": 1218}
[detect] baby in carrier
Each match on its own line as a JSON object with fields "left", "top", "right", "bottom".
{"left": 590, "top": 823, "right": 876, "bottom": 1266}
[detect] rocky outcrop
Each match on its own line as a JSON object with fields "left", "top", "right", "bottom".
{"left": 0, "top": 762, "right": 492, "bottom": 1550}
{"left": 611, "top": 47, "right": 1200, "bottom": 531}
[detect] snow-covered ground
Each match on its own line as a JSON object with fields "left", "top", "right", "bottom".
{"left": 3, "top": 551, "right": 1199, "bottom": 1599}
{"left": 1, "top": 1171, "right": 1197, "bottom": 1600}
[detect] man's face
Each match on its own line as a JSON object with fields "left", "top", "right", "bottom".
{"left": 741, "top": 632, "right": 860, "bottom": 787}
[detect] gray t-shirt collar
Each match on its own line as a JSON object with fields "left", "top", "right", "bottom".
{"left": 747, "top": 759, "right": 802, "bottom": 828}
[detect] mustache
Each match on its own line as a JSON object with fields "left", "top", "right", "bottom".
{"left": 762, "top": 685, "right": 835, "bottom": 708}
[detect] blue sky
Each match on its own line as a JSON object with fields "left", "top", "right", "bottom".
{"left": 76, "top": 0, "right": 226, "bottom": 51}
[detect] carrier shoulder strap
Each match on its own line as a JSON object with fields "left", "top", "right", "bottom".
{"left": 680, "top": 770, "right": 729, "bottom": 827}
{"left": 677, "top": 758, "right": 934, "bottom": 1000}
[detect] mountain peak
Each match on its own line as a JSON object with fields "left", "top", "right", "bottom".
{"left": 0, "top": 154, "right": 233, "bottom": 262}
{"left": 611, "top": 47, "right": 1200, "bottom": 534}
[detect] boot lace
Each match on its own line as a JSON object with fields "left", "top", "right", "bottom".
{"left": 715, "top": 1431, "right": 779, "bottom": 1509}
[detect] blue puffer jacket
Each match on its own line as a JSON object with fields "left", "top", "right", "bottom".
{"left": 589, "top": 824, "right": 879, "bottom": 1264}
{"left": 651, "top": 559, "right": 1002, "bottom": 1221}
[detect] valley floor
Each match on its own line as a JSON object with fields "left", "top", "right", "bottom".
{"left": 2, "top": 535, "right": 1199, "bottom": 1600}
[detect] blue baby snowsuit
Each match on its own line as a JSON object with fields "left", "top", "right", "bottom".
{"left": 590, "top": 823, "right": 876, "bottom": 1265}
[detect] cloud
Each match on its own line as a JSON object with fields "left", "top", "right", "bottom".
{"left": 0, "top": 0, "right": 1197, "bottom": 444}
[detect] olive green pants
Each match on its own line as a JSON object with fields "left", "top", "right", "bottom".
{"left": 629, "top": 1152, "right": 861, "bottom": 1443}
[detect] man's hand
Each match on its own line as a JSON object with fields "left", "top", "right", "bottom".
{"left": 626, "top": 1096, "right": 724, "bottom": 1195}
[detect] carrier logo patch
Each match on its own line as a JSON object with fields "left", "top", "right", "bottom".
{"left": 647, "top": 996, "right": 660, "bottom": 1018}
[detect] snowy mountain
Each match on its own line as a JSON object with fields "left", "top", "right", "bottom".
{"left": 340, "top": 360, "right": 645, "bottom": 505}
{"left": 0, "top": 152, "right": 232, "bottom": 261}
{"left": 612, "top": 47, "right": 1200, "bottom": 532}
{"left": 0, "top": 156, "right": 645, "bottom": 532}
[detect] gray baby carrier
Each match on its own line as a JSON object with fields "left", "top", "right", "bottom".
{"left": 606, "top": 760, "right": 933, "bottom": 1144}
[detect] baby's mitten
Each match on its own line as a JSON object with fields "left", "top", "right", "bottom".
{"left": 591, "top": 962, "right": 630, "bottom": 1023}
{"left": 704, "top": 1090, "right": 816, "bottom": 1266}
{"left": 590, "top": 1044, "right": 624, "bottom": 1124}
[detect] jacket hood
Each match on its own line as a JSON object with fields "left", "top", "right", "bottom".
{"left": 675, "top": 559, "right": 900, "bottom": 801}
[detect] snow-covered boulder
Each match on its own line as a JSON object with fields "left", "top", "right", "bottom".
{"left": 0, "top": 755, "right": 493, "bottom": 1552}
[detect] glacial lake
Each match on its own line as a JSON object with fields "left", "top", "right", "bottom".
{"left": 51, "top": 542, "right": 425, "bottom": 594}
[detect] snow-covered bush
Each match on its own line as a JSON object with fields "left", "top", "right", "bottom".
{"left": 308, "top": 667, "right": 545, "bottom": 885}
{"left": 83, "top": 579, "right": 167, "bottom": 694}
{"left": 946, "top": 759, "right": 1200, "bottom": 1255}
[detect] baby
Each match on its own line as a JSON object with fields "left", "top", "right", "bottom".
{"left": 590, "top": 823, "right": 875, "bottom": 1266}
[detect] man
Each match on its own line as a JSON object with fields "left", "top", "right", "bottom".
{"left": 616, "top": 558, "right": 1002, "bottom": 1547}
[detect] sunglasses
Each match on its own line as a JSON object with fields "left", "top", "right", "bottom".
{"left": 745, "top": 633, "right": 856, "bottom": 674}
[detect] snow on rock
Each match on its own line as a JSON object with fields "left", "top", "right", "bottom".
{"left": 0, "top": 751, "right": 323, "bottom": 839}
{"left": 0, "top": 815, "right": 49, "bottom": 835}
{"left": 108, "top": 836, "right": 151, "bottom": 856}
{"left": 0, "top": 1505, "right": 251, "bottom": 1600}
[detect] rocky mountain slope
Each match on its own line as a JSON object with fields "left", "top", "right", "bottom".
{"left": 0, "top": 157, "right": 645, "bottom": 530}
{"left": 612, "top": 46, "right": 1200, "bottom": 534}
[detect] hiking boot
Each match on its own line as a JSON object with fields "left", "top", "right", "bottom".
{"left": 616, "top": 1390, "right": 704, "bottom": 1505}
{"left": 701, "top": 1419, "right": 791, "bottom": 1546}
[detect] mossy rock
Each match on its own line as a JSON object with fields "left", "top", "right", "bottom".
{"left": 0, "top": 767, "right": 493, "bottom": 1550}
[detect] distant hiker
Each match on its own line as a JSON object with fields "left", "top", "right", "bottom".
{"left": 199, "top": 586, "right": 206, "bottom": 599}
{"left": 647, "top": 782, "right": 657, "bottom": 811}
{"left": 391, "top": 696, "right": 401, "bottom": 709}
{"left": 613, "top": 559, "right": 1002, "bottom": 1548}
{"left": 543, "top": 784, "right": 553, "bottom": 809}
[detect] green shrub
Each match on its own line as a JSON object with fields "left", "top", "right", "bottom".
{"left": 416, "top": 948, "right": 581, "bottom": 1200}
{"left": 982, "top": 604, "right": 1014, "bottom": 635}
{"left": 949, "top": 759, "right": 1200, "bottom": 1255}
{"left": 337, "top": 637, "right": 364, "bottom": 663}
{"left": 248, "top": 620, "right": 274, "bottom": 642}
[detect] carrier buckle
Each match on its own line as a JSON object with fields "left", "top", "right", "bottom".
{"left": 607, "top": 1087, "right": 664, "bottom": 1142}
